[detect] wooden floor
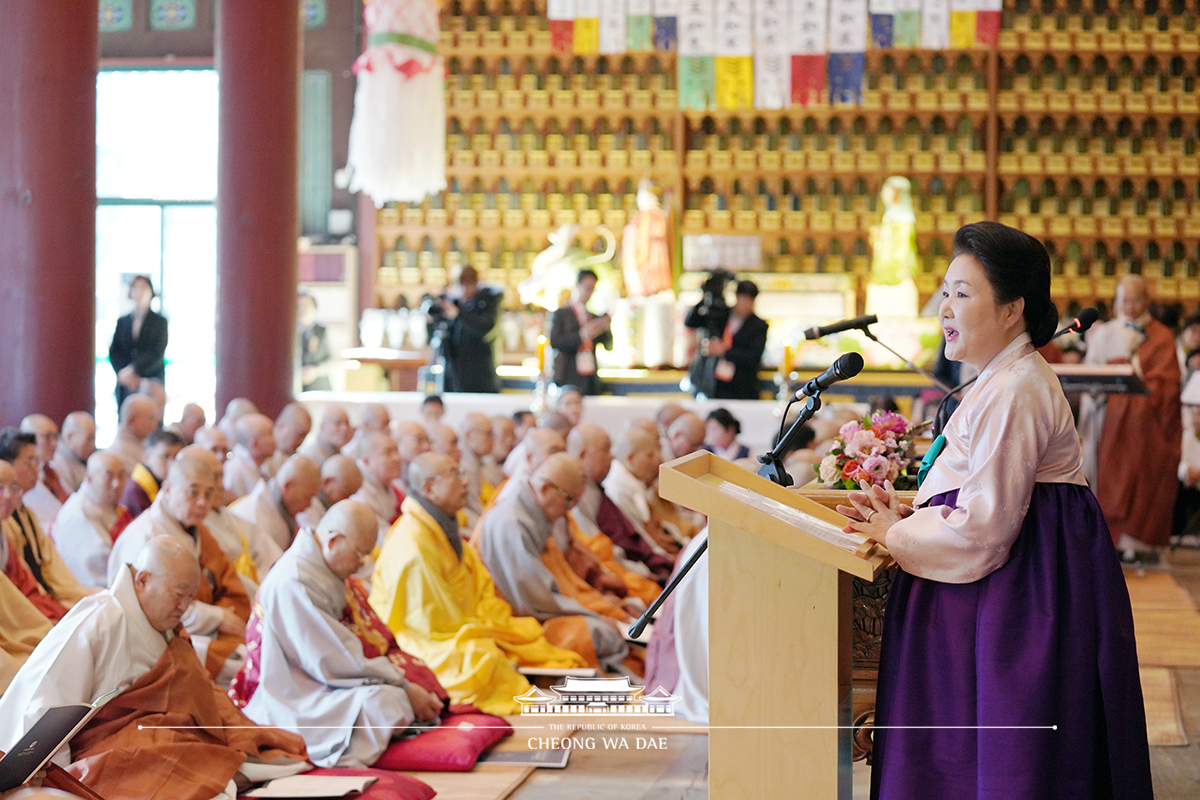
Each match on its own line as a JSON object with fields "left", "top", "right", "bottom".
{"left": 510, "top": 547, "right": 1200, "bottom": 800}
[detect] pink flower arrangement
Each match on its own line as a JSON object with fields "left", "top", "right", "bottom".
{"left": 815, "top": 410, "right": 915, "bottom": 490}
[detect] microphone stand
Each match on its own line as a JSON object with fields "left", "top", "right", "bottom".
{"left": 859, "top": 327, "right": 956, "bottom": 395}
{"left": 628, "top": 389, "right": 825, "bottom": 638}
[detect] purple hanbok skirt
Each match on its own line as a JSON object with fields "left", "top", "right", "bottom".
{"left": 870, "top": 483, "right": 1154, "bottom": 800}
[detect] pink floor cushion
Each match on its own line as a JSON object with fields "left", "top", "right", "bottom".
{"left": 240, "top": 767, "right": 436, "bottom": 800}
{"left": 372, "top": 713, "right": 513, "bottom": 772}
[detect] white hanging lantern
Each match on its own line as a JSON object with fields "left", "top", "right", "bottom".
{"left": 347, "top": 0, "right": 447, "bottom": 206}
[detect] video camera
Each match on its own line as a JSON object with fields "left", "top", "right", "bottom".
{"left": 700, "top": 269, "right": 735, "bottom": 311}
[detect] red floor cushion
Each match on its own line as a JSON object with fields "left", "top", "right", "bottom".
{"left": 240, "top": 767, "right": 436, "bottom": 800}
{"left": 372, "top": 713, "right": 513, "bottom": 772}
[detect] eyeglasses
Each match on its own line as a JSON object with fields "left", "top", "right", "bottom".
{"left": 541, "top": 479, "right": 579, "bottom": 506}
{"left": 432, "top": 468, "right": 463, "bottom": 482}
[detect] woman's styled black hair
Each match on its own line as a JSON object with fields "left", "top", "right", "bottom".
{"left": 952, "top": 221, "right": 1059, "bottom": 348}
{"left": 705, "top": 407, "right": 740, "bottom": 435}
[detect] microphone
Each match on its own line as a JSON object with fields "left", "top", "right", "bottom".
{"left": 1052, "top": 307, "right": 1098, "bottom": 340}
{"left": 793, "top": 352, "right": 865, "bottom": 399}
{"left": 803, "top": 314, "right": 878, "bottom": 341}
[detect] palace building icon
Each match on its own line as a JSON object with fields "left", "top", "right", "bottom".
{"left": 515, "top": 677, "right": 679, "bottom": 716}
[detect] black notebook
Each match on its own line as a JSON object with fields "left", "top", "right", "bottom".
{"left": 0, "top": 686, "right": 123, "bottom": 792}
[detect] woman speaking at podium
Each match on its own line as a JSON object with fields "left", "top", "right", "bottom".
{"left": 839, "top": 222, "right": 1152, "bottom": 800}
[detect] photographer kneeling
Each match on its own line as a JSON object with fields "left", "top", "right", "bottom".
{"left": 684, "top": 274, "right": 768, "bottom": 400}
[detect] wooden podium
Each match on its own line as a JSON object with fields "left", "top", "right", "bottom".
{"left": 659, "top": 451, "right": 892, "bottom": 800}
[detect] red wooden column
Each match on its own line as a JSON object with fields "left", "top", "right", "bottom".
{"left": 215, "top": 0, "right": 302, "bottom": 418}
{"left": 0, "top": 1, "right": 99, "bottom": 423}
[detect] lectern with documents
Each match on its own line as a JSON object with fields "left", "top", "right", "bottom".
{"left": 658, "top": 451, "right": 892, "bottom": 800}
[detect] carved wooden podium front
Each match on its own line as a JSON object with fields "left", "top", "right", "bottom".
{"left": 659, "top": 452, "right": 892, "bottom": 800}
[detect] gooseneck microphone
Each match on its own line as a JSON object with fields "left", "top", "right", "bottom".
{"left": 1052, "top": 307, "right": 1099, "bottom": 340}
{"left": 803, "top": 314, "right": 878, "bottom": 341}
{"left": 792, "top": 352, "right": 866, "bottom": 400}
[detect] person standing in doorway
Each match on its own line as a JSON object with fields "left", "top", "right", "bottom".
{"left": 109, "top": 275, "right": 168, "bottom": 407}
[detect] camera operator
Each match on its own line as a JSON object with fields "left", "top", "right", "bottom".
{"left": 684, "top": 274, "right": 768, "bottom": 400}
{"left": 426, "top": 265, "right": 501, "bottom": 393}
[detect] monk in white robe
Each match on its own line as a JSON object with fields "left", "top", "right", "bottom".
{"left": 224, "top": 414, "right": 275, "bottom": 500}
{"left": 644, "top": 529, "right": 709, "bottom": 724}
{"left": 0, "top": 536, "right": 306, "bottom": 800}
{"left": 603, "top": 427, "right": 680, "bottom": 561}
{"left": 108, "top": 448, "right": 250, "bottom": 685}
{"left": 476, "top": 454, "right": 629, "bottom": 672}
{"left": 103, "top": 394, "right": 157, "bottom": 475}
{"left": 296, "top": 454, "right": 363, "bottom": 529}
{"left": 50, "top": 411, "right": 96, "bottom": 496}
{"left": 50, "top": 453, "right": 131, "bottom": 588}
{"left": 349, "top": 431, "right": 404, "bottom": 545}
{"left": 229, "top": 456, "right": 321, "bottom": 575}
{"left": 297, "top": 405, "right": 353, "bottom": 467}
{"left": 370, "top": 453, "right": 585, "bottom": 713}
{"left": 235, "top": 501, "right": 443, "bottom": 767}
{"left": 18, "top": 415, "right": 68, "bottom": 532}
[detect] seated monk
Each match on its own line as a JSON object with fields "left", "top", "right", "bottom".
{"left": 0, "top": 430, "right": 92, "bottom": 610}
{"left": 229, "top": 455, "right": 321, "bottom": 575}
{"left": 204, "top": 456, "right": 275, "bottom": 594}
{"left": 490, "top": 427, "right": 632, "bottom": 608}
{"left": 224, "top": 414, "right": 276, "bottom": 501}
{"left": 51, "top": 411, "right": 97, "bottom": 496}
{"left": 369, "top": 453, "right": 585, "bottom": 714}
{"left": 51, "top": 453, "right": 132, "bottom": 589}
{"left": 231, "top": 500, "right": 445, "bottom": 768}
{"left": 297, "top": 405, "right": 353, "bottom": 467}
{"left": 597, "top": 427, "right": 676, "bottom": 582}
{"left": 297, "top": 455, "right": 363, "bottom": 529}
{"left": 349, "top": 431, "right": 404, "bottom": 545}
{"left": 107, "top": 447, "right": 250, "bottom": 686}
{"left": 482, "top": 415, "right": 515, "bottom": 496}
{"left": 0, "top": 464, "right": 56, "bottom": 690}
{"left": 476, "top": 454, "right": 629, "bottom": 673}
{"left": 458, "top": 413, "right": 494, "bottom": 529}
{"left": 0, "top": 536, "right": 307, "bottom": 800}
{"left": 261, "top": 402, "right": 312, "bottom": 479}
{"left": 118, "top": 429, "right": 183, "bottom": 521}
{"left": 567, "top": 425, "right": 663, "bottom": 605}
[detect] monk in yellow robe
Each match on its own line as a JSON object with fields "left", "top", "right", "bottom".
{"left": 370, "top": 453, "right": 585, "bottom": 715}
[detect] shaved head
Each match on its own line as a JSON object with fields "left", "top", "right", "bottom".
{"left": 408, "top": 452, "right": 467, "bottom": 517}
{"left": 20, "top": 414, "right": 58, "bottom": 465}
{"left": 358, "top": 431, "right": 402, "bottom": 484}
{"left": 525, "top": 428, "right": 566, "bottom": 472}
{"left": 428, "top": 423, "right": 461, "bottom": 464}
{"left": 276, "top": 454, "right": 322, "bottom": 515}
{"left": 161, "top": 446, "right": 218, "bottom": 527}
{"left": 491, "top": 416, "right": 516, "bottom": 461}
{"left": 318, "top": 405, "right": 354, "bottom": 451}
{"left": 84, "top": 451, "right": 127, "bottom": 507}
{"left": 132, "top": 535, "right": 201, "bottom": 632}
{"left": 360, "top": 403, "right": 391, "bottom": 432}
{"left": 461, "top": 412, "right": 493, "bottom": 458}
{"left": 193, "top": 426, "right": 230, "bottom": 461}
{"left": 539, "top": 411, "right": 572, "bottom": 438}
{"left": 530, "top": 453, "right": 587, "bottom": 521}
{"left": 235, "top": 413, "right": 276, "bottom": 463}
{"left": 1116, "top": 274, "right": 1149, "bottom": 321}
{"left": 176, "top": 403, "right": 206, "bottom": 443}
{"left": 393, "top": 420, "right": 432, "bottom": 466}
{"left": 62, "top": 411, "right": 97, "bottom": 461}
{"left": 567, "top": 423, "right": 612, "bottom": 484}
{"left": 320, "top": 455, "right": 363, "bottom": 504}
{"left": 615, "top": 427, "right": 661, "bottom": 485}
{"left": 667, "top": 412, "right": 706, "bottom": 458}
{"left": 119, "top": 394, "right": 159, "bottom": 440}
{"left": 274, "top": 402, "right": 313, "bottom": 456}
{"left": 316, "top": 499, "right": 378, "bottom": 578}
{"left": 655, "top": 402, "right": 685, "bottom": 433}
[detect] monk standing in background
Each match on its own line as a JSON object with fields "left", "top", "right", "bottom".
{"left": 1080, "top": 275, "right": 1182, "bottom": 561}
